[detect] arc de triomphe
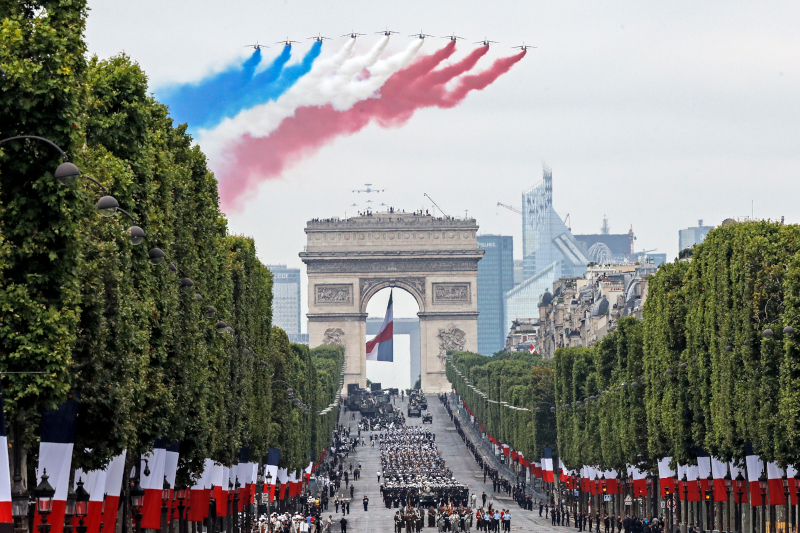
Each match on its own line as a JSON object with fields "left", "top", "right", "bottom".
{"left": 299, "top": 212, "right": 484, "bottom": 393}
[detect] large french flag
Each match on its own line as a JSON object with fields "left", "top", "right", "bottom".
{"left": 277, "top": 469, "right": 289, "bottom": 500}
{"left": 697, "top": 453, "right": 712, "bottom": 494}
{"left": 0, "top": 383, "right": 11, "bottom": 525}
{"left": 140, "top": 439, "right": 167, "bottom": 530}
{"left": 603, "top": 470, "right": 619, "bottom": 494}
{"left": 366, "top": 291, "right": 393, "bottom": 362}
{"left": 767, "top": 462, "right": 786, "bottom": 506}
{"left": 628, "top": 465, "right": 647, "bottom": 496}
{"left": 658, "top": 457, "right": 675, "bottom": 497}
{"left": 746, "top": 447, "right": 764, "bottom": 507}
{"left": 711, "top": 457, "right": 728, "bottom": 502}
{"left": 164, "top": 443, "right": 180, "bottom": 521}
{"left": 212, "top": 463, "right": 226, "bottom": 517}
{"left": 35, "top": 400, "right": 79, "bottom": 533}
{"left": 188, "top": 459, "right": 213, "bottom": 522}
{"left": 101, "top": 453, "right": 126, "bottom": 533}
{"left": 542, "top": 448, "right": 554, "bottom": 483}
{"left": 265, "top": 448, "right": 280, "bottom": 503}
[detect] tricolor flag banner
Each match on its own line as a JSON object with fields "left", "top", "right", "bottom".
{"left": 35, "top": 400, "right": 79, "bottom": 533}
{"left": 265, "top": 448, "right": 280, "bottom": 503}
{"left": 745, "top": 446, "right": 764, "bottom": 507}
{"left": 277, "top": 468, "right": 289, "bottom": 500}
{"left": 542, "top": 448, "right": 554, "bottom": 483}
{"left": 531, "top": 462, "right": 541, "bottom": 479}
{"left": 139, "top": 439, "right": 167, "bottom": 529}
{"left": 697, "top": 451, "right": 711, "bottom": 494}
{"left": 767, "top": 462, "right": 786, "bottom": 506}
{"left": 658, "top": 457, "right": 675, "bottom": 497}
{"left": 304, "top": 461, "right": 313, "bottom": 482}
{"left": 73, "top": 464, "right": 107, "bottom": 533}
{"left": 711, "top": 457, "right": 728, "bottom": 502}
{"left": 686, "top": 464, "right": 701, "bottom": 502}
{"left": 558, "top": 460, "right": 567, "bottom": 482}
{"left": 288, "top": 471, "right": 300, "bottom": 498}
{"left": 729, "top": 462, "right": 747, "bottom": 503}
{"left": 366, "top": 291, "right": 393, "bottom": 362}
{"left": 164, "top": 442, "right": 180, "bottom": 520}
{"left": 212, "top": 463, "right": 226, "bottom": 516}
{"left": 100, "top": 452, "right": 126, "bottom": 533}
{"left": 188, "top": 459, "right": 213, "bottom": 522}
{"left": 0, "top": 383, "right": 11, "bottom": 525}
{"left": 627, "top": 465, "right": 647, "bottom": 496}
{"left": 787, "top": 466, "right": 798, "bottom": 505}
{"left": 603, "top": 470, "right": 619, "bottom": 494}
{"left": 235, "top": 448, "right": 250, "bottom": 511}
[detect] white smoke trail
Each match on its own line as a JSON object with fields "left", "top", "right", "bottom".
{"left": 198, "top": 37, "right": 424, "bottom": 163}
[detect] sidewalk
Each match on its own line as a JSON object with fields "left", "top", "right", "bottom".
{"left": 446, "top": 394, "right": 548, "bottom": 502}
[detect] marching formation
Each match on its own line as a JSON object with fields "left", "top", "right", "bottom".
{"left": 379, "top": 426, "right": 469, "bottom": 508}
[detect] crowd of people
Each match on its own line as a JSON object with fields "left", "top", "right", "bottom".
{"left": 537, "top": 505, "right": 667, "bottom": 533}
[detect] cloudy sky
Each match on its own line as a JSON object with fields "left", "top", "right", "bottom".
{"left": 86, "top": 0, "right": 800, "bottom": 325}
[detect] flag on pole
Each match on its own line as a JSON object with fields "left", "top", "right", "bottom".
{"left": 658, "top": 457, "right": 675, "bottom": 497}
{"left": 35, "top": 400, "right": 79, "bottom": 533}
{"left": 100, "top": 452, "right": 126, "bottom": 533}
{"left": 366, "top": 291, "right": 393, "bottom": 362}
{"left": 139, "top": 439, "right": 167, "bottom": 529}
{"left": 277, "top": 469, "right": 289, "bottom": 500}
{"left": 767, "top": 462, "right": 786, "bottom": 506}
{"left": 0, "top": 383, "right": 12, "bottom": 525}
{"left": 164, "top": 442, "right": 180, "bottom": 520}
{"left": 265, "top": 448, "right": 280, "bottom": 503}
{"left": 188, "top": 459, "right": 213, "bottom": 522}
{"left": 745, "top": 445, "right": 764, "bottom": 507}
{"left": 542, "top": 448, "right": 554, "bottom": 482}
{"left": 711, "top": 457, "right": 728, "bottom": 502}
{"left": 212, "top": 463, "right": 225, "bottom": 516}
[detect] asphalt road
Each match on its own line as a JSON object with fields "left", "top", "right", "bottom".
{"left": 329, "top": 394, "right": 571, "bottom": 532}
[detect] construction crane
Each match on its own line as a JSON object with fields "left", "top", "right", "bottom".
{"left": 497, "top": 202, "right": 522, "bottom": 215}
{"left": 564, "top": 213, "right": 571, "bottom": 231}
{"left": 424, "top": 193, "right": 449, "bottom": 218}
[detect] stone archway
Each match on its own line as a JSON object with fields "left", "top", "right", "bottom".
{"left": 300, "top": 212, "right": 484, "bottom": 393}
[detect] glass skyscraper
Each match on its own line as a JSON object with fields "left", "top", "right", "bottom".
{"left": 477, "top": 235, "right": 514, "bottom": 355}
{"left": 267, "top": 265, "right": 302, "bottom": 340}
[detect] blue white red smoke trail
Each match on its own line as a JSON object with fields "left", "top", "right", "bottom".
{"left": 216, "top": 44, "right": 525, "bottom": 209}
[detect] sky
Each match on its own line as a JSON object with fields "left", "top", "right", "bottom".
{"left": 85, "top": 0, "right": 800, "bottom": 326}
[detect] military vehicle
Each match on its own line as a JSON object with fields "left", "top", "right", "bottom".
{"left": 408, "top": 405, "right": 421, "bottom": 417}
{"left": 422, "top": 412, "right": 433, "bottom": 423}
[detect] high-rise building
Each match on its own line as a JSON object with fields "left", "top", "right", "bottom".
{"left": 521, "top": 165, "right": 588, "bottom": 281}
{"left": 267, "top": 265, "right": 301, "bottom": 340}
{"left": 679, "top": 220, "right": 715, "bottom": 251}
{"left": 477, "top": 235, "right": 514, "bottom": 355}
{"left": 513, "top": 260, "right": 524, "bottom": 286}
{"left": 574, "top": 217, "right": 634, "bottom": 264}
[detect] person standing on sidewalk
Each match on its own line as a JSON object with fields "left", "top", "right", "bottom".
{"left": 363, "top": 495, "right": 369, "bottom": 511}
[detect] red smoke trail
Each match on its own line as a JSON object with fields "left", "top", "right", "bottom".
{"left": 219, "top": 46, "right": 526, "bottom": 209}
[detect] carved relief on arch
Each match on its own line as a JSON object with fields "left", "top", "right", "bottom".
{"left": 359, "top": 277, "right": 425, "bottom": 312}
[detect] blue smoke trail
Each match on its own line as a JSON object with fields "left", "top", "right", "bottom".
{"left": 160, "top": 41, "right": 323, "bottom": 131}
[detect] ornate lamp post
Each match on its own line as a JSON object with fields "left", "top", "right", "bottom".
{"left": 175, "top": 487, "right": 188, "bottom": 533}
{"left": 226, "top": 480, "right": 234, "bottom": 533}
{"left": 682, "top": 473, "right": 689, "bottom": 533}
{"left": 232, "top": 479, "right": 240, "bottom": 533}
{"left": 33, "top": 471, "right": 55, "bottom": 533}
{"left": 161, "top": 476, "right": 171, "bottom": 533}
{"left": 264, "top": 471, "right": 273, "bottom": 533}
{"left": 74, "top": 479, "right": 90, "bottom": 533}
{"left": 705, "top": 471, "right": 714, "bottom": 532}
{"left": 724, "top": 472, "right": 732, "bottom": 533}
{"left": 64, "top": 484, "right": 77, "bottom": 533}
{"left": 759, "top": 471, "right": 767, "bottom": 533}
{"left": 735, "top": 473, "right": 745, "bottom": 533}
{"left": 130, "top": 478, "right": 145, "bottom": 533}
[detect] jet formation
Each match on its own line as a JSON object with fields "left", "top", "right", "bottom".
{"left": 246, "top": 31, "right": 534, "bottom": 50}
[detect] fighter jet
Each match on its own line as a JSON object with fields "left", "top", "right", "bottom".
{"left": 350, "top": 203, "right": 358, "bottom": 207}
{"left": 475, "top": 38, "right": 498, "bottom": 46}
{"left": 342, "top": 31, "right": 366, "bottom": 39}
{"left": 513, "top": 42, "right": 536, "bottom": 51}
{"left": 376, "top": 28, "right": 399, "bottom": 36}
{"left": 352, "top": 184, "right": 385, "bottom": 193}
{"left": 276, "top": 38, "right": 301, "bottom": 46}
{"left": 442, "top": 34, "right": 464, "bottom": 42}
{"left": 410, "top": 31, "right": 434, "bottom": 39}
{"left": 308, "top": 33, "right": 331, "bottom": 42}
{"left": 245, "top": 42, "right": 269, "bottom": 50}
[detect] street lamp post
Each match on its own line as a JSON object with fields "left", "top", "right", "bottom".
{"left": 724, "top": 472, "right": 732, "bottom": 533}
{"left": 162, "top": 476, "right": 171, "bottom": 533}
{"left": 130, "top": 478, "right": 145, "bottom": 533}
{"left": 74, "top": 479, "right": 89, "bottom": 533}
{"left": 705, "top": 472, "right": 714, "bottom": 532}
{"left": 735, "top": 473, "right": 745, "bottom": 533}
{"left": 682, "top": 473, "right": 689, "bottom": 533}
{"left": 264, "top": 471, "right": 273, "bottom": 533}
{"left": 33, "top": 470, "right": 55, "bottom": 533}
{"left": 665, "top": 484, "right": 673, "bottom": 533}
{"left": 64, "top": 483, "right": 77, "bottom": 533}
{"left": 175, "top": 487, "right": 187, "bottom": 533}
{"left": 232, "top": 479, "right": 240, "bottom": 533}
{"left": 759, "top": 471, "right": 767, "bottom": 533}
